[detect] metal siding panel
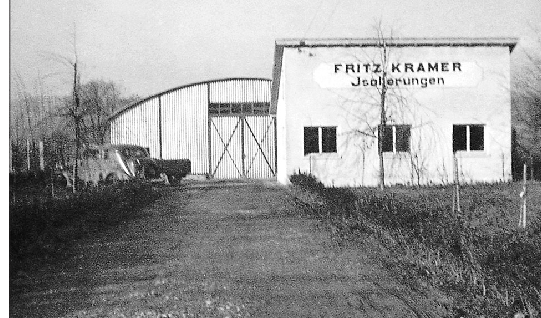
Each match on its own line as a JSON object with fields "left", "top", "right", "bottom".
{"left": 109, "top": 99, "right": 160, "bottom": 158}
{"left": 209, "top": 79, "right": 271, "bottom": 103}
{"left": 160, "top": 84, "right": 208, "bottom": 174}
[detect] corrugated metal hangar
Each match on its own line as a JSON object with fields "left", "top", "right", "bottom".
{"left": 109, "top": 78, "right": 276, "bottom": 179}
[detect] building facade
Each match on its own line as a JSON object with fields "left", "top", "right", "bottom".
{"left": 271, "top": 38, "right": 517, "bottom": 186}
{"left": 110, "top": 78, "right": 276, "bottom": 179}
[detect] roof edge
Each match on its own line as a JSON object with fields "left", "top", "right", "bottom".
{"left": 270, "top": 46, "right": 285, "bottom": 115}
{"left": 275, "top": 37, "right": 519, "bottom": 50}
{"left": 109, "top": 77, "right": 272, "bottom": 122}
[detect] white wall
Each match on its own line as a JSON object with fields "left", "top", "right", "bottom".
{"left": 277, "top": 45, "right": 512, "bottom": 186}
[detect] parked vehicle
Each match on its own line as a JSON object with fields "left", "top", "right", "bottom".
{"left": 63, "top": 144, "right": 190, "bottom": 186}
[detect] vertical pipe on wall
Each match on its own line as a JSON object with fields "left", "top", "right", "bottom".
{"left": 274, "top": 117, "right": 277, "bottom": 176}
{"left": 158, "top": 96, "right": 163, "bottom": 159}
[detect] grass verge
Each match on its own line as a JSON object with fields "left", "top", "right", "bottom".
{"left": 9, "top": 181, "right": 160, "bottom": 276}
{"left": 289, "top": 172, "right": 541, "bottom": 318}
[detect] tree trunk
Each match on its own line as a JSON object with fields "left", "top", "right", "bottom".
{"left": 378, "top": 41, "right": 388, "bottom": 190}
{"left": 73, "top": 62, "right": 80, "bottom": 193}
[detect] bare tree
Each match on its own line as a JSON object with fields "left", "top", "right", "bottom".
{"left": 44, "top": 25, "right": 84, "bottom": 192}
{"left": 79, "top": 80, "right": 124, "bottom": 145}
{"left": 336, "top": 21, "right": 448, "bottom": 188}
{"left": 512, "top": 30, "right": 541, "bottom": 179}
{"left": 376, "top": 22, "right": 390, "bottom": 190}
{"left": 339, "top": 21, "right": 409, "bottom": 189}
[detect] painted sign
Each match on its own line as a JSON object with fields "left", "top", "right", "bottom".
{"left": 313, "top": 62, "right": 484, "bottom": 88}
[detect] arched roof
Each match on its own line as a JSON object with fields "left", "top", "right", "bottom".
{"left": 109, "top": 77, "right": 271, "bottom": 121}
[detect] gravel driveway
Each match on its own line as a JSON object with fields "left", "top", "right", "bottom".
{"left": 10, "top": 180, "right": 445, "bottom": 317}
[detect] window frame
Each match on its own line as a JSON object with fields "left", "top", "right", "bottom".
{"left": 379, "top": 124, "right": 411, "bottom": 154}
{"left": 208, "top": 102, "right": 271, "bottom": 115}
{"left": 453, "top": 124, "right": 485, "bottom": 153}
{"left": 304, "top": 126, "right": 338, "bottom": 155}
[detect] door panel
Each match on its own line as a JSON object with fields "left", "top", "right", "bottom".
{"left": 209, "top": 116, "right": 275, "bottom": 179}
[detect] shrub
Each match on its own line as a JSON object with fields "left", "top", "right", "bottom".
{"left": 289, "top": 172, "right": 325, "bottom": 194}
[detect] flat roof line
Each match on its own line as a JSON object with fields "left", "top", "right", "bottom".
{"left": 275, "top": 37, "right": 519, "bottom": 48}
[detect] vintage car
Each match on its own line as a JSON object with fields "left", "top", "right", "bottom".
{"left": 65, "top": 144, "right": 190, "bottom": 186}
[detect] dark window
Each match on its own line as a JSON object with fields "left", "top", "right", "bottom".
{"left": 381, "top": 126, "right": 394, "bottom": 153}
{"left": 220, "top": 103, "right": 231, "bottom": 114}
{"left": 453, "top": 125, "right": 467, "bottom": 152}
{"left": 243, "top": 103, "right": 253, "bottom": 113}
{"left": 453, "top": 124, "right": 484, "bottom": 152}
{"left": 208, "top": 103, "right": 220, "bottom": 114}
{"left": 209, "top": 102, "right": 270, "bottom": 115}
{"left": 304, "top": 126, "right": 337, "bottom": 155}
{"left": 253, "top": 102, "right": 269, "bottom": 114}
{"left": 304, "top": 127, "right": 319, "bottom": 155}
{"left": 469, "top": 125, "right": 484, "bottom": 151}
{"left": 396, "top": 125, "right": 411, "bottom": 152}
{"left": 321, "top": 127, "right": 337, "bottom": 153}
{"left": 380, "top": 125, "right": 411, "bottom": 153}
{"left": 231, "top": 103, "right": 242, "bottom": 113}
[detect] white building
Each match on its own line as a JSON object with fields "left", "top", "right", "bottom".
{"left": 271, "top": 38, "right": 518, "bottom": 186}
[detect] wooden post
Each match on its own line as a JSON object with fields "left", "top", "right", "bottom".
{"left": 39, "top": 140, "right": 45, "bottom": 171}
{"left": 520, "top": 163, "right": 527, "bottom": 228}
{"left": 454, "top": 155, "right": 461, "bottom": 213}
{"left": 50, "top": 169, "right": 55, "bottom": 198}
{"left": 26, "top": 139, "right": 31, "bottom": 171}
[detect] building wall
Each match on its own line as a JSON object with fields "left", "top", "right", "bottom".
{"left": 277, "top": 45, "right": 512, "bottom": 186}
{"left": 110, "top": 78, "right": 274, "bottom": 177}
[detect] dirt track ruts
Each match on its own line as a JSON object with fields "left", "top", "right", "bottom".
{"left": 10, "top": 180, "right": 446, "bottom": 317}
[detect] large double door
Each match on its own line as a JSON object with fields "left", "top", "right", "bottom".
{"left": 209, "top": 115, "right": 276, "bottom": 179}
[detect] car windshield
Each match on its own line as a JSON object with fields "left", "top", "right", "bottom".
{"left": 120, "top": 147, "right": 149, "bottom": 158}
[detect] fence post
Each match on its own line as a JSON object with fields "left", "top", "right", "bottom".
{"left": 453, "top": 155, "right": 461, "bottom": 213}
{"left": 39, "top": 140, "right": 45, "bottom": 171}
{"left": 26, "top": 139, "right": 31, "bottom": 171}
{"left": 520, "top": 163, "right": 527, "bottom": 228}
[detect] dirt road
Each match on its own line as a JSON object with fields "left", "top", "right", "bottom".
{"left": 10, "top": 180, "right": 445, "bottom": 317}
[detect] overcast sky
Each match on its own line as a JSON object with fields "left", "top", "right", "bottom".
{"left": 9, "top": 0, "right": 541, "bottom": 98}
